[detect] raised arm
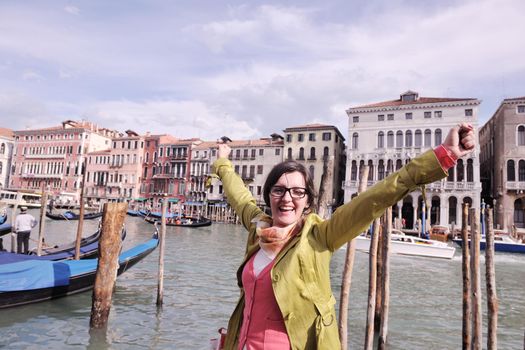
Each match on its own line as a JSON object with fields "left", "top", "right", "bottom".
{"left": 316, "top": 123, "right": 476, "bottom": 251}
{"left": 212, "top": 143, "right": 263, "bottom": 231}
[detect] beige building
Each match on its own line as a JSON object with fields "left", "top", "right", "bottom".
{"left": 84, "top": 130, "right": 145, "bottom": 204}
{"left": 480, "top": 96, "right": 525, "bottom": 230}
{"left": 345, "top": 91, "right": 481, "bottom": 230}
{"left": 283, "top": 124, "right": 346, "bottom": 215}
{"left": 0, "top": 128, "right": 14, "bottom": 189}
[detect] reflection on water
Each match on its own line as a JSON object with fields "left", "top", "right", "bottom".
{"left": 0, "top": 211, "right": 524, "bottom": 349}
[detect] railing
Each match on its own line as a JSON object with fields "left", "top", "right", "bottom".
{"left": 506, "top": 181, "right": 525, "bottom": 190}
{"left": 21, "top": 173, "right": 63, "bottom": 179}
{"left": 24, "top": 154, "right": 66, "bottom": 159}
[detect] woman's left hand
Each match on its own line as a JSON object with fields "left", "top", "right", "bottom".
{"left": 443, "top": 122, "right": 476, "bottom": 159}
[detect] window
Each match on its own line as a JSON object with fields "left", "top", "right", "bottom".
{"left": 257, "top": 165, "right": 263, "bottom": 174}
{"left": 435, "top": 129, "right": 442, "bottom": 146}
{"left": 378, "top": 132, "right": 384, "bottom": 148}
{"left": 234, "top": 165, "right": 240, "bottom": 174}
{"left": 251, "top": 149, "right": 256, "bottom": 158}
{"left": 298, "top": 133, "right": 304, "bottom": 142}
{"left": 378, "top": 160, "right": 385, "bottom": 180}
{"left": 323, "top": 147, "right": 329, "bottom": 158}
{"left": 309, "top": 147, "right": 316, "bottom": 160}
{"left": 518, "top": 126, "right": 525, "bottom": 146}
{"left": 352, "top": 116, "right": 359, "bottom": 123}
{"left": 465, "top": 109, "right": 473, "bottom": 117}
{"left": 507, "top": 159, "right": 516, "bottom": 181}
{"left": 387, "top": 131, "right": 394, "bottom": 148}
{"left": 434, "top": 111, "right": 442, "bottom": 118}
{"left": 405, "top": 130, "right": 413, "bottom": 147}
{"left": 517, "top": 105, "right": 525, "bottom": 113}
{"left": 259, "top": 149, "right": 264, "bottom": 156}
{"left": 309, "top": 133, "right": 316, "bottom": 141}
{"left": 415, "top": 130, "right": 422, "bottom": 147}
{"left": 457, "top": 160, "right": 464, "bottom": 182}
{"left": 243, "top": 149, "right": 249, "bottom": 158}
{"left": 378, "top": 114, "right": 385, "bottom": 121}
{"left": 275, "top": 148, "right": 280, "bottom": 156}
{"left": 351, "top": 161, "right": 357, "bottom": 181}
{"left": 0, "top": 144, "right": 4, "bottom": 154}
{"left": 322, "top": 132, "right": 331, "bottom": 141}
{"left": 405, "top": 113, "right": 413, "bottom": 120}
{"left": 235, "top": 149, "right": 241, "bottom": 159}
{"left": 367, "top": 160, "right": 374, "bottom": 181}
{"left": 287, "top": 148, "right": 292, "bottom": 159}
{"left": 299, "top": 147, "right": 305, "bottom": 160}
{"left": 396, "top": 131, "right": 403, "bottom": 148}
{"left": 424, "top": 111, "right": 431, "bottom": 119}
{"left": 387, "top": 114, "right": 394, "bottom": 121}
{"left": 352, "top": 133, "right": 358, "bottom": 149}
{"left": 424, "top": 129, "right": 431, "bottom": 147}
{"left": 286, "top": 134, "right": 292, "bottom": 142}
{"left": 520, "top": 160, "right": 525, "bottom": 181}
{"left": 467, "top": 159, "right": 474, "bottom": 182}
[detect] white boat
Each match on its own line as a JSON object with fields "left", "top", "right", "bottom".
{"left": 453, "top": 234, "right": 525, "bottom": 254}
{"left": 0, "top": 190, "right": 42, "bottom": 208}
{"left": 354, "top": 230, "right": 456, "bottom": 259}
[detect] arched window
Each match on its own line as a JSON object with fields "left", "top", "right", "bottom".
{"left": 378, "top": 132, "right": 384, "bottom": 148}
{"left": 378, "top": 160, "right": 385, "bottom": 180}
{"left": 352, "top": 133, "right": 359, "bottom": 149}
{"left": 424, "top": 129, "right": 432, "bottom": 147}
{"left": 351, "top": 161, "right": 357, "bottom": 181}
{"left": 415, "top": 130, "right": 422, "bottom": 147}
{"left": 323, "top": 147, "right": 329, "bottom": 159}
{"left": 0, "top": 144, "right": 4, "bottom": 154}
{"left": 145, "top": 152, "right": 149, "bottom": 162}
{"left": 519, "top": 160, "right": 525, "bottom": 181}
{"left": 467, "top": 159, "right": 474, "bottom": 182}
{"left": 299, "top": 147, "right": 305, "bottom": 160}
{"left": 515, "top": 199, "right": 525, "bottom": 228}
{"left": 309, "top": 147, "right": 316, "bottom": 160}
{"left": 368, "top": 160, "right": 374, "bottom": 181}
{"left": 309, "top": 165, "right": 315, "bottom": 180}
{"left": 518, "top": 125, "right": 525, "bottom": 146}
{"left": 405, "top": 130, "right": 412, "bottom": 147}
{"left": 396, "top": 131, "right": 403, "bottom": 148}
{"left": 387, "top": 131, "right": 394, "bottom": 148}
{"left": 0, "top": 162, "right": 2, "bottom": 175}
{"left": 287, "top": 147, "right": 292, "bottom": 160}
{"left": 386, "top": 159, "right": 393, "bottom": 176}
{"left": 448, "top": 196, "right": 457, "bottom": 224}
{"left": 396, "top": 159, "right": 403, "bottom": 170}
{"left": 435, "top": 129, "right": 442, "bottom": 146}
{"left": 457, "top": 159, "right": 464, "bottom": 182}
{"left": 507, "top": 160, "right": 516, "bottom": 181}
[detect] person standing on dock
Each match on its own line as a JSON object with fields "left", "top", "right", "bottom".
{"left": 14, "top": 206, "right": 37, "bottom": 254}
{"left": 213, "top": 123, "right": 476, "bottom": 349}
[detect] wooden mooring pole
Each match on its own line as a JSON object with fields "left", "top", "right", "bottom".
{"left": 156, "top": 197, "right": 167, "bottom": 307}
{"left": 89, "top": 202, "right": 127, "bottom": 329}
{"left": 485, "top": 207, "right": 498, "bottom": 350}
{"left": 10, "top": 202, "right": 19, "bottom": 253}
{"left": 461, "top": 203, "right": 471, "bottom": 350}
{"left": 338, "top": 165, "right": 369, "bottom": 350}
{"left": 75, "top": 160, "right": 87, "bottom": 260}
{"left": 36, "top": 188, "right": 48, "bottom": 256}
{"left": 364, "top": 217, "right": 381, "bottom": 350}
{"left": 378, "top": 207, "right": 392, "bottom": 349}
{"left": 470, "top": 207, "right": 482, "bottom": 350}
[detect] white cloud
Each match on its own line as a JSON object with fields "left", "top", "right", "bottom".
{"left": 21, "top": 70, "right": 43, "bottom": 81}
{"left": 64, "top": 5, "right": 79, "bottom": 15}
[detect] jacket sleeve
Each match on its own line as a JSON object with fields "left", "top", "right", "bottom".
{"left": 212, "top": 158, "right": 263, "bottom": 232}
{"left": 316, "top": 149, "right": 447, "bottom": 251}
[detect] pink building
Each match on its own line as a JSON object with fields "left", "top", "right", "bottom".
{"left": 11, "top": 120, "right": 119, "bottom": 201}
{"left": 84, "top": 130, "right": 145, "bottom": 205}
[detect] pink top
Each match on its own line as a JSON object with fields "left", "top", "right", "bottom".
{"left": 238, "top": 253, "right": 290, "bottom": 350}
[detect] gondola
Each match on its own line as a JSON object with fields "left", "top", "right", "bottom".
{"left": 45, "top": 210, "right": 103, "bottom": 221}
{"left": 127, "top": 210, "right": 140, "bottom": 216}
{"left": 139, "top": 210, "right": 177, "bottom": 219}
{"left": 0, "top": 231, "right": 159, "bottom": 309}
{"left": 144, "top": 216, "right": 212, "bottom": 228}
{"left": 23, "top": 228, "right": 126, "bottom": 261}
{"left": 0, "top": 222, "right": 12, "bottom": 237}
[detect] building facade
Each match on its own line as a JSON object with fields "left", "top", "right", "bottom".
{"left": 84, "top": 130, "right": 145, "bottom": 204}
{"left": 0, "top": 128, "right": 14, "bottom": 189}
{"left": 283, "top": 124, "right": 346, "bottom": 216}
{"left": 11, "top": 120, "right": 118, "bottom": 201}
{"left": 479, "top": 96, "right": 525, "bottom": 230}
{"left": 345, "top": 91, "right": 481, "bottom": 230}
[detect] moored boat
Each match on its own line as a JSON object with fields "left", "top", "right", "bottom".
{"left": 45, "top": 210, "right": 103, "bottom": 221}
{"left": 452, "top": 234, "right": 525, "bottom": 254}
{"left": 144, "top": 216, "right": 212, "bottom": 228}
{"left": 354, "top": 230, "right": 456, "bottom": 259}
{"left": 0, "top": 190, "right": 42, "bottom": 208}
{"left": 0, "top": 232, "right": 158, "bottom": 309}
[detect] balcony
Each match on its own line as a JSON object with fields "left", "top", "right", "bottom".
{"left": 505, "top": 181, "right": 525, "bottom": 191}
{"left": 24, "top": 154, "right": 66, "bottom": 160}
{"left": 21, "top": 173, "right": 63, "bottom": 179}
{"left": 170, "top": 154, "right": 188, "bottom": 161}
{"left": 109, "top": 163, "right": 123, "bottom": 169}
{"left": 152, "top": 173, "right": 173, "bottom": 179}
{"left": 241, "top": 174, "right": 255, "bottom": 182}
{"left": 307, "top": 157, "right": 317, "bottom": 161}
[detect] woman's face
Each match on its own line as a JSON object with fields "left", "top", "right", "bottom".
{"left": 269, "top": 171, "right": 309, "bottom": 228}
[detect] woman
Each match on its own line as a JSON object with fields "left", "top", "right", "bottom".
{"left": 213, "top": 123, "right": 475, "bottom": 349}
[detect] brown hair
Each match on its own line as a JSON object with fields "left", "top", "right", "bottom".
{"left": 263, "top": 161, "right": 317, "bottom": 213}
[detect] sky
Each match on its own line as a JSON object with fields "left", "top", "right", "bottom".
{"left": 0, "top": 0, "right": 523, "bottom": 141}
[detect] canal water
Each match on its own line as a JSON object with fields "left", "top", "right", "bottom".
{"left": 0, "top": 209, "right": 524, "bottom": 349}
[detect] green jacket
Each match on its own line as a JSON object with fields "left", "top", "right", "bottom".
{"left": 213, "top": 149, "right": 446, "bottom": 350}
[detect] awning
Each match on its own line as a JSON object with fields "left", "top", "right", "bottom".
{"left": 168, "top": 198, "right": 179, "bottom": 203}
{"left": 134, "top": 197, "right": 147, "bottom": 202}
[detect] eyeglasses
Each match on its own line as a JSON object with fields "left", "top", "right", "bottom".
{"left": 270, "top": 186, "right": 307, "bottom": 199}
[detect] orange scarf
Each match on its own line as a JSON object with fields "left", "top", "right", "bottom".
{"left": 252, "top": 215, "right": 304, "bottom": 259}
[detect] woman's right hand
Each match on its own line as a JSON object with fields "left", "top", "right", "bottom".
{"left": 217, "top": 143, "right": 232, "bottom": 159}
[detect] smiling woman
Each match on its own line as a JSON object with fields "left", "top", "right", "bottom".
{"left": 212, "top": 123, "right": 476, "bottom": 350}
